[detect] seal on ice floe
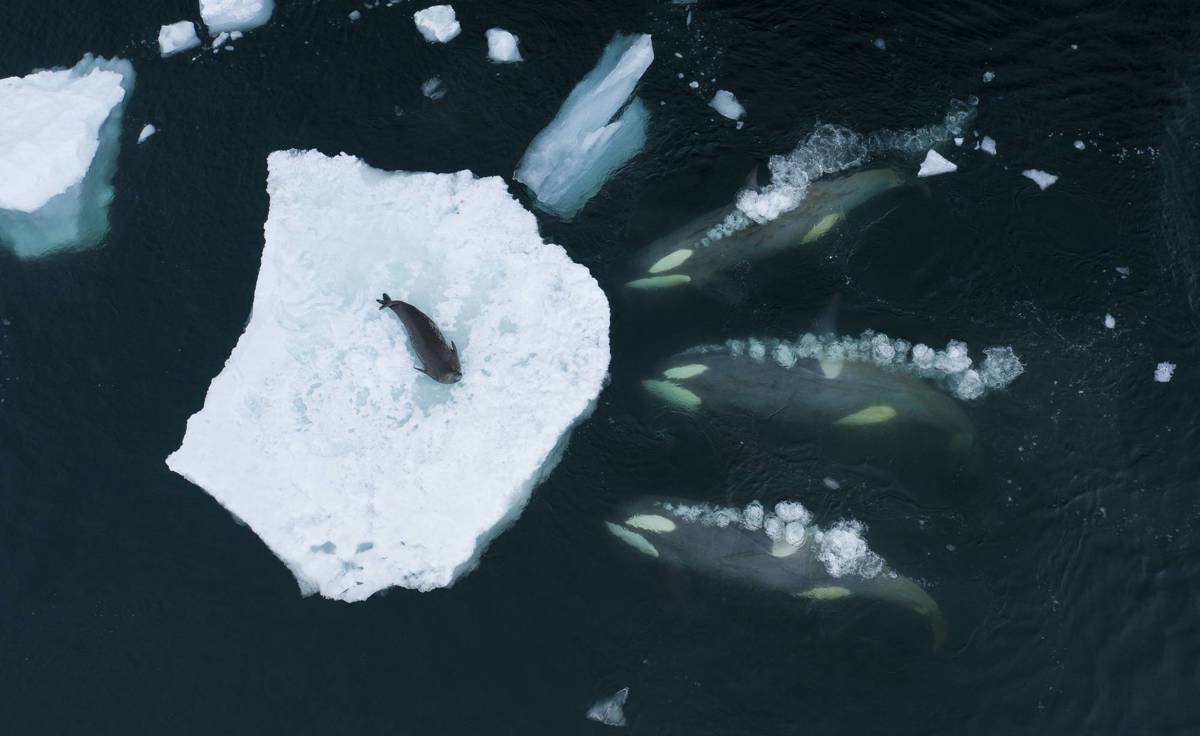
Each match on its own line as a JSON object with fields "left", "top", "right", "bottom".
{"left": 377, "top": 293, "right": 462, "bottom": 384}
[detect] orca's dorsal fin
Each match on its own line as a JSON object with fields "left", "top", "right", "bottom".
{"left": 745, "top": 165, "right": 763, "bottom": 192}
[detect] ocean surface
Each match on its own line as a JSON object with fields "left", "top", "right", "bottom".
{"left": 2, "top": 0, "right": 1199, "bottom": 733}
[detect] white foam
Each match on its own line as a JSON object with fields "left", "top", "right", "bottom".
{"left": 165, "top": 150, "right": 610, "bottom": 601}
{"left": 814, "top": 520, "right": 884, "bottom": 578}
{"left": 1154, "top": 362, "right": 1175, "bottom": 383}
{"left": 709, "top": 89, "right": 745, "bottom": 121}
{"left": 158, "top": 21, "right": 201, "bottom": 56}
{"left": 918, "top": 149, "right": 957, "bottom": 177}
{"left": 199, "top": 0, "right": 274, "bottom": 33}
{"left": 413, "top": 5, "right": 461, "bottom": 43}
{"left": 1022, "top": 169, "right": 1058, "bottom": 190}
{"left": 705, "top": 101, "right": 973, "bottom": 240}
{"left": 774, "top": 500, "right": 811, "bottom": 525}
{"left": 741, "top": 500, "right": 764, "bottom": 530}
{"left": 137, "top": 123, "right": 157, "bottom": 144}
{"left": 587, "top": 687, "right": 629, "bottom": 727}
{"left": 514, "top": 33, "right": 653, "bottom": 219}
{"left": 0, "top": 55, "right": 134, "bottom": 258}
{"left": 486, "top": 28, "right": 522, "bottom": 63}
{"left": 979, "top": 136, "right": 997, "bottom": 155}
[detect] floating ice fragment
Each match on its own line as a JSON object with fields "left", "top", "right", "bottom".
{"left": 158, "top": 21, "right": 201, "bottom": 56}
{"left": 230, "top": 30, "right": 243, "bottom": 39}
{"left": 918, "top": 149, "right": 957, "bottom": 177}
{"left": 873, "top": 37, "right": 886, "bottom": 50}
{"left": 1022, "top": 169, "right": 1058, "bottom": 190}
{"left": 486, "top": 28, "right": 522, "bottom": 63}
{"left": 164, "top": 150, "right": 610, "bottom": 601}
{"left": 1104, "top": 313, "right": 1115, "bottom": 329}
{"left": 0, "top": 55, "right": 134, "bottom": 258}
{"left": 421, "top": 77, "right": 446, "bottom": 100}
{"left": 823, "top": 477, "right": 840, "bottom": 490}
{"left": 979, "top": 136, "right": 997, "bottom": 155}
{"left": 1116, "top": 266, "right": 1131, "bottom": 276}
{"left": 954, "top": 136, "right": 964, "bottom": 146}
{"left": 199, "top": 0, "right": 274, "bottom": 33}
{"left": 1073, "top": 140, "right": 1085, "bottom": 150}
{"left": 983, "top": 71, "right": 995, "bottom": 82}
{"left": 514, "top": 33, "right": 653, "bottom": 219}
{"left": 688, "top": 80, "right": 699, "bottom": 89}
{"left": 709, "top": 89, "right": 745, "bottom": 121}
{"left": 1154, "top": 362, "right": 1175, "bottom": 383}
{"left": 212, "top": 31, "right": 230, "bottom": 48}
{"left": 137, "top": 123, "right": 157, "bottom": 143}
{"left": 413, "top": 5, "right": 461, "bottom": 43}
{"left": 348, "top": 10, "right": 362, "bottom": 21}
{"left": 587, "top": 688, "right": 629, "bottom": 727}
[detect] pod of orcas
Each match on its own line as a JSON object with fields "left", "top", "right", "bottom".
{"left": 626, "top": 167, "right": 916, "bottom": 299}
{"left": 605, "top": 496, "right": 946, "bottom": 650}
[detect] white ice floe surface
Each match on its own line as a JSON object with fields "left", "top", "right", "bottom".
{"left": 586, "top": 688, "right": 629, "bottom": 727}
{"left": 1022, "top": 169, "right": 1058, "bottom": 190}
{"left": 918, "top": 149, "right": 958, "bottom": 177}
{"left": 514, "top": 33, "right": 654, "bottom": 219}
{"left": 165, "top": 150, "right": 610, "bottom": 601}
{"left": 696, "top": 330, "right": 1023, "bottom": 401}
{"left": 1154, "top": 362, "right": 1176, "bottom": 383}
{"left": 706, "top": 101, "right": 974, "bottom": 240}
{"left": 709, "top": 89, "right": 745, "bottom": 121}
{"left": 199, "top": 0, "right": 275, "bottom": 33}
{"left": 158, "top": 21, "right": 201, "bottom": 56}
{"left": 0, "top": 55, "right": 134, "bottom": 258}
{"left": 486, "top": 28, "right": 522, "bottom": 62}
{"left": 413, "top": 5, "right": 461, "bottom": 43}
{"left": 138, "top": 123, "right": 157, "bottom": 143}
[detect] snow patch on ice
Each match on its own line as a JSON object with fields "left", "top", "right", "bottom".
{"left": 814, "top": 520, "right": 884, "bottom": 578}
{"left": 413, "top": 5, "right": 461, "bottom": 44}
{"left": 709, "top": 89, "right": 745, "bottom": 121}
{"left": 705, "top": 100, "right": 973, "bottom": 240}
{"left": 514, "top": 33, "right": 653, "bottom": 219}
{"left": 0, "top": 55, "right": 134, "bottom": 258}
{"left": 165, "top": 150, "right": 610, "bottom": 601}
{"left": 486, "top": 28, "right": 522, "bottom": 63}
{"left": 199, "top": 0, "right": 274, "bottom": 33}
{"left": 1022, "top": 169, "right": 1058, "bottom": 190}
{"left": 158, "top": 21, "right": 201, "bottom": 56}
{"left": 918, "top": 149, "right": 957, "bottom": 177}
{"left": 1154, "top": 362, "right": 1175, "bottom": 383}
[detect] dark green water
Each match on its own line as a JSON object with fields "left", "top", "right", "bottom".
{"left": 2, "top": 0, "right": 1198, "bottom": 733}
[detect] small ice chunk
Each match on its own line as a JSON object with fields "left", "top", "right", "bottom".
{"left": 979, "top": 136, "right": 997, "bottom": 155}
{"left": 688, "top": 80, "right": 699, "bottom": 89}
{"left": 486, "top": 28, "right": 522, "bottom": 63}
{"left": 587, "top": 687, "right": 629, "bottom": 727}
{"left": 983, "top": 71, "right": 995, "bottom": 82}
{"left": 230, "top": 30, "right": 243, "bottom": 39}
{"left": 158, "top": 21, "right": 201, "bottom": 56}
{"left": 918, "top": 149, "right": 957, "bottom": 177}
{"left": 774, "top": 500, "right": 811, "bottom": 525}
{"left": 514, "top": 34, "right": 654, "bottom": 219}
{"left": 1154, "top": 362, "right": 1176, "bottom": 383}
{"left": 413, "top": 5, "right": 461, "bottom": 44}
{"left": 0, "top": 55, "right": 135, "bottom": 258}
{"left": 348, "top": 10, "right": 362, "bottom": 21}
{"left": 137, "top": 123, "right": 157, "bottom": 143}
{"left": 1073, "top": 140, "right": 1085, "bottom": 150}
{"left": 164, "top": 150, "right": 610, "bottom": 600}
{"left": 954, "top": 136, "right": 964, "bottom": 146}
{"left": 873, "top": 38, "right": 886, "bottom": 50}
{"left": 199, "top": 0, "right": 275, "bottom": 33}
{"left": 1103, "top": 313, "right": 1115, "bottom": 329}
{"left": 1116, "top": 266, "right": 1131, "bottom": 276}
{"left": 823, "top": 477, "right": 840, "bottom": 490}
{"left": 421, "top": 77, "right": 446, "bottom": 100}
{"left": 709, "top": 89, "right": 745, "bottom": 121}
{"left": 1022, "top": 169, "right": 1058, "bottom": 190}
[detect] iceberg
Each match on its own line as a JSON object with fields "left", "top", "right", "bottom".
{"left": 158, "top": 21, "right": 200, "bottom": 56}
{"left": 413, "top": 5, "right": 461, "bottom": 43}
{"left": 514, "top": 33, "right": 654, "bottom": 219}
{"left": 918, "top": 149, "right": 957, "bottom": 177}
{"left": 709, "top": 89, "right": 745, "bottom": 121}
{"left": 0, "top": 55, "right": 135, "bottom": 259}
{"left": 486, "top": 28, "right": 522, "bottom": 63}
{"left": 165, "top": 150, "right": 610, "bottom": 601}
{"left": 199, "top": 0, "right": 274, "bottom": 33}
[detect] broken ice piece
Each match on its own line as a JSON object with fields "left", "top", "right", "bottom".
{"left": 1021, "top": 169, "right": 1058, "bottom": 190}
{"left": 917, "top": 149, "right": 957, "bottom": 177}
{"left": 587, "top": 688, "right": 629, "bottom": 727}
{"left": 1154, "top": 362, "right": 1175, "bottom": 383}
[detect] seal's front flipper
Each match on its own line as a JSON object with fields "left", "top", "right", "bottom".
{"left": 415, "top": 365, "right": 429, "bottom": 375}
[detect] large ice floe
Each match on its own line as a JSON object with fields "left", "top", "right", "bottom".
{"left": 514, "top": 33, "right": 653, "bottom": 219}
{"left": 199, "top": 0, "right": 275, "bottom": 34}
{"left": 692, "top": 330, "right": 1024, "bottom": 401}
{"left": 166, "top": 150, "right": 610, "bottom": 601}
{"left": 0, "top": 55, "right": 135, "bottom": 258}
{"left": 704, "top": 100, "right": 975, "bottom": 243}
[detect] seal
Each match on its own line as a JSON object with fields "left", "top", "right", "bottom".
{"left": 376, "top": 293, "right": 463, "bottom": 384}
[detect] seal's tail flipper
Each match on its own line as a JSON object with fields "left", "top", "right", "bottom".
{"left": 377, "top": 293, "right": 392, "bottom": 310}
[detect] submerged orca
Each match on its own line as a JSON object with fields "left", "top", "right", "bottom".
{"left": 377, "top": 293, "right": 462, "bottom": 384}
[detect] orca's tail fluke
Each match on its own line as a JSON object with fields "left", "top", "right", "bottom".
{"left": 377, "top": 293, "right": 392, "bottom": 310}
